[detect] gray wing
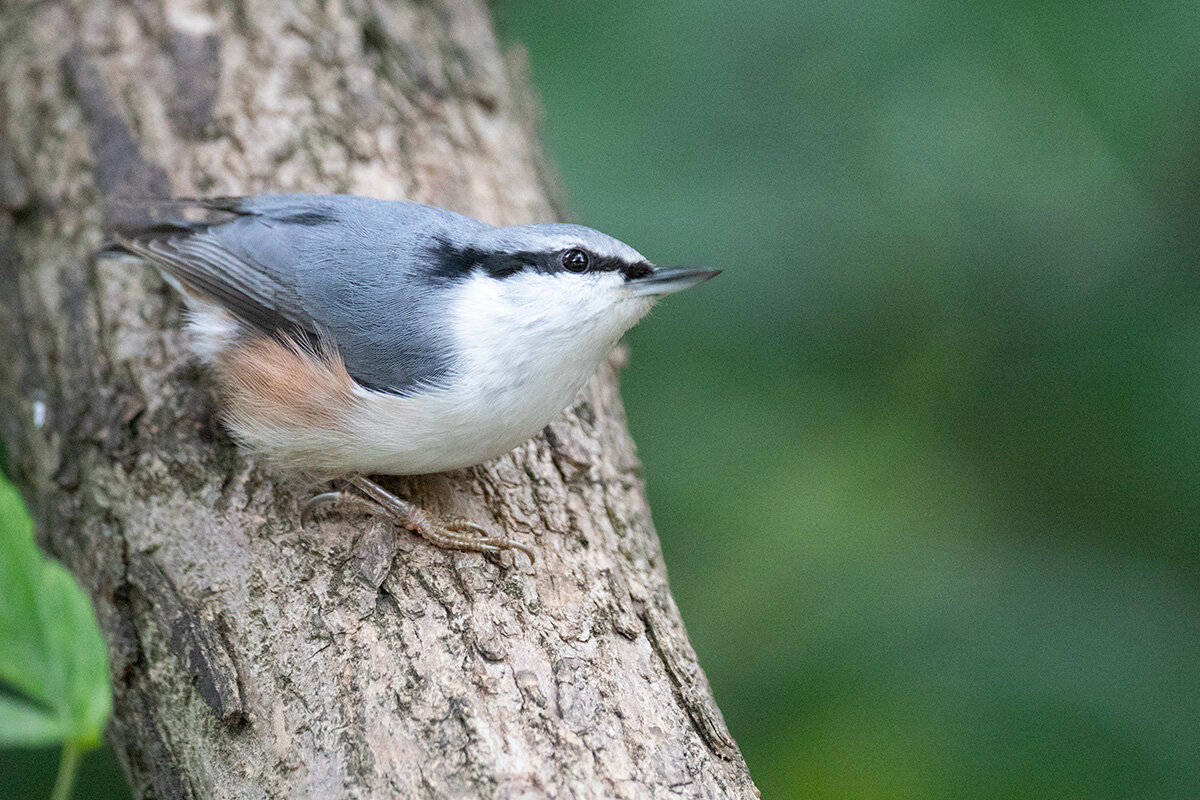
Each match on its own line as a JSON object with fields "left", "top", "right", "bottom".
{"left": 110, "top": 194, "right": 485, "bottom": 394}
{"left": 114, "top": 212, "right": 308, "bottom": 339}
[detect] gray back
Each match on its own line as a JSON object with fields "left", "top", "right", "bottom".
{"left": 122, "top": 194, "right": 492, "bottom": 393}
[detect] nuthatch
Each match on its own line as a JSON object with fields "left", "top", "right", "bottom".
{"left": 109, "top": 194, "right": 718, "bottom": 562}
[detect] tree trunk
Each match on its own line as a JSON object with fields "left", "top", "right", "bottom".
{"left": 0, "top": 1, "right": 757, "bottom": 798}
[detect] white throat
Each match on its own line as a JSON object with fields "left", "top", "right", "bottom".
{"left": 449, "top": 270, "right": 652, "bottom": 419}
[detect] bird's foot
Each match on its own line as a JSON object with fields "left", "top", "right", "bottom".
{"left": 302, "top": 475, "right": 535, "bottom": 564}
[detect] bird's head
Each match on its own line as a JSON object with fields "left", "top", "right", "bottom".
{"left": 426, "top": 222, "right": 719, "bottom": 367}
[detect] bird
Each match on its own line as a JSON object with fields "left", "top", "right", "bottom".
{"left": 106, "top": 194, "right": 719, "bottom": 562}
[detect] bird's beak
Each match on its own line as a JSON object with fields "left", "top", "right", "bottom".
{"left": 625, "top": 266, "right": 721, "bottom": 297}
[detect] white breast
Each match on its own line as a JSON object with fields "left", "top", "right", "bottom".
{"left": 344, "top": 271, "right": 652, "bottom": 475}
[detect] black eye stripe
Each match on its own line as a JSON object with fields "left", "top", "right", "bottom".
{"left": 427, "top": 237, "right": 530, "bottom": 279}
{"left": 563, "top": 251, "right": 653, "bottom": 280}
{"left": 427, "top": 236, "right": 652, "bottom": 281}
{"left": 619, "top": 260, "right": 653, "bottom": 281}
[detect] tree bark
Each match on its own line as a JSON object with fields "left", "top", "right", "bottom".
{"left": 0, "top": 1, "right": 758, "bottom": 798}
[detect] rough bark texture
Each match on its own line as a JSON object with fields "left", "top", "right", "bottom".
{"left": 0, "top": 1, "right": 758, "bottom": 798}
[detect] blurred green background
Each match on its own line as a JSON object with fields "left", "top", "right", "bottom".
{"left": 5, "top": 0, "right": 1200, "bottom": 797}
{"left": 498, "top": 0, "right": 1200, "bottom": 797}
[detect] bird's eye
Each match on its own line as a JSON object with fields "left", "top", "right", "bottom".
{"left": 561, "top": 248, "right": 590, "bottom": 273}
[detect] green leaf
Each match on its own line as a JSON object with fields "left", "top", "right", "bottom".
{"left": 0, "top": 694, "right": 67, "bottom": 747}
{"left": 0, "top": 479, "right": 112, "bottom": 750}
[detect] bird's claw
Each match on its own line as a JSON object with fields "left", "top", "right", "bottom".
{"left": 444, "top": 516, "right": 490, "bottom": 537}
{"left": 300, "top": 490, "right": 387, "bottom": 529}
{"left": 300, "top": 491, "right": 345, "bottom": 528}
{"left": 417, "top": 517, "right": 537, "bottom": 564}
{"left": 441, "top": 517, "right": 535, "bottom": 563}
{"left": 304, "top": 477, "right": 536, "bottom": 564}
